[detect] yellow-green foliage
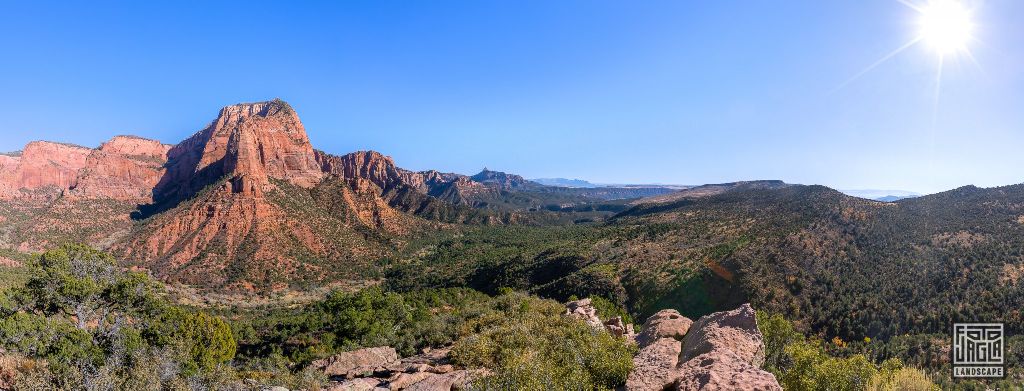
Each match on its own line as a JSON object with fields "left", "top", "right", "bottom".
{"left": 780, "top": 339, "right": 877, "bottom": 391}
{"left": 867, "top": 360, "right": 939, "bottom": 391}
{"left": 758, "top": 311, "right": 938, "bottom": 391}
{"left": 450, "top": 292, "right": 636, "bottom": 390}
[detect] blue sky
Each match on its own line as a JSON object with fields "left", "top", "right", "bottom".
{"left": 1, "top": 1, "right": 1023, "bottom": 194}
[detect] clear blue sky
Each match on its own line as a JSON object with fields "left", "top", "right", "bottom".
{"left": 2, "top": 1, "right": 1022, "bottom": 194}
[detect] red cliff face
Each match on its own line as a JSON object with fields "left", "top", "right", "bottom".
{"left": 0, "top": 137, "right": 171, "bottom": 202}
{"left": 69, "top": 136, "right": 172, "bottom": 202}
{"left": 317, "top": 150, "right": 405, "bottom": 190}
{"left": 0, "top": 142, "right": 92, "bottom": 200}
{"left": 156, "top": 99, "right": 323, "bottom": 203}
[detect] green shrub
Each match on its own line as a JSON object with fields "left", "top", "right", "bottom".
{"left": 0, "top": 245, "right": 241, "bottom": 389}
{"left": 145, "top": 306, "right": 237, "bottom": 373}
{"left": 451, "top": 292, "right": 635, "bottom": 390}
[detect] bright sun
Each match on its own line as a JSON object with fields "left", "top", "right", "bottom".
{"left": 918, "top": 0, "right": 974, "bottom": 54}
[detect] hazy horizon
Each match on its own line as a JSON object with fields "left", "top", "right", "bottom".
{"left": 2, "top": 1, "right": 1023, "bottom": 194}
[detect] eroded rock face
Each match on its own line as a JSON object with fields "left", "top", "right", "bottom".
{"left": 626, "top": 337, "right": 683, "bottom": 391}
{"left": 680, "top": 303, "right": 765, "bottom": 367}
{"left": 636, "top": 309, "right": 693, "bottom": 348}
{"left": 318, "top": 150, "right": 405, "bottom": 191}
{"left": 0, "top": 136, "right": 171, "bottom": 203}
{"left": 626, "top": 304, "right": 781, "bottom": 391}
{"left": 154, "top": 100, "right": 322, "bottom": 203}
{"left": 674, "top": 351, "right": 781, "bottom": 391}
{"left": 69, "top": 136, "right": 171, "bottom": 202}
{"left": 0, "top": 141, "right": 91, "bottom": 200}
{"left": 311, "top": 347, "right": 400, "bottom": 379}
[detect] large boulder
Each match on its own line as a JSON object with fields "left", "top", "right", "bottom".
{"left": 626, "top": 337, "right": 683, "bottom": 391}
{"left": 680, "top": 304, "right": 764, "bottom": 366}
{"left": 636, "top": 309, "right": 693, "bottom": 348}
{"left": 625, "top": 304, "right": 781, "bottom": 391}
{"left": 673, "top": 351, "right": 781, "bottom": 391}
{"left": 311, "top": 347, "right": 400, "bottom": 378}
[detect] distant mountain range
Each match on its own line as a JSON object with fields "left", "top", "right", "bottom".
{"left": 531, "top": 178, "right": 599, "bottom": 188}
{"left": 839, "top": 189, "right": 923, "bottom": 202}
{"left": 532, "top": 177, "right": 690, "bottom": 190}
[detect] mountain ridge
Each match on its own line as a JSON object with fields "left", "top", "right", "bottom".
{"left": 0, "top": 99, "right": 669, "bottom": 290}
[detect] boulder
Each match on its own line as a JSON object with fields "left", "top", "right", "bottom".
{"left": 325, "top": 378, "right": 383, "bottom": 391}
{"left": 387, "top": 372, "right": 435, "bottom": 390}
{"left": 636, "top": 309, "right": 693, "bottom": 348}
{"left": 625, "top": 337, "right": 683, "bottom": 391}
{"left": 680, "top": 304, "right": 764, "bottom": 366}
{"left": 604, "top": 316, "right": 632, "bottom": 338}
{"left": 673, "top": 351, "right": 781, "bottom": 391}
{"left": 311, "top": 347, "right": 400, "bottom": 378}
{"left": 404, "top": 369, "right": 491, "bottom": 391}
{"left": 382, "top": 347, "right": 453, "bottom": 376}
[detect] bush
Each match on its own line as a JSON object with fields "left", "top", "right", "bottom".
{"left": 867, "top": 365, "right": 938, "bottom": 391}
{"left": 144, "top": 306, "right": 237, "bottom": 373}
{"left": 450, "top": 292, "right": 635, "bottom": 390}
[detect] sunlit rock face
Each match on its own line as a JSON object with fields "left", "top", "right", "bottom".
{"left": 0, "top": 141, "right": 91, "bottom": 200}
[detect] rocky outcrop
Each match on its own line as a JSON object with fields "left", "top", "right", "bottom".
{"left": 604, "top": 316, "right": 634, "bottom": 338}
{"left": 636, "top": 309, "right": 692, "bottom": 348}
{"left": 680, "top": 304, "right": 764, "bottom": 367}
{"left": 565, "top": 298, "right": 603, "bottom": 328}
{"left": 674, "top": 351, "right": 781, "bottom": 391}
{"left": 403, "top": 369, "right": 488, "bottom": 391}
{"left": 313, "top": 346, "right": 487, "bottom": 391}
{"left": 625, "top": 304, "right": 781, "bottom": 391}
{"left": 565, "top": 298, "right": 637, "bottom": 338}
{"left": 626, "top": 337, "right": 683, "bottom": 391}
{"left": 312, "top": 347, "right": 400, "bottom": 379}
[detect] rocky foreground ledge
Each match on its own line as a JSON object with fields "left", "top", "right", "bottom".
{"left": 286, "top": 300, "right": 779, "bottom": 391}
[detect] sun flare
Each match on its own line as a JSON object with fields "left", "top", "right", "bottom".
{"left": 917, "top": 0, "right": 974, "bottom": 55}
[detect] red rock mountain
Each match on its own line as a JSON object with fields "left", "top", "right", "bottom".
{"left": 0, "top": 99, "right": 506, "bottom": 290}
